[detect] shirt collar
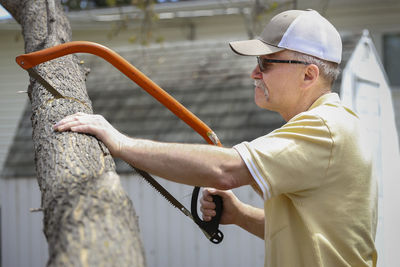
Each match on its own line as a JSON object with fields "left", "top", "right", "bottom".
{"left": 308, "top": 92, "right": 341, "bottom": 111}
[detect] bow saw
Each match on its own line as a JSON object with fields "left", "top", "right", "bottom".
{"left": 16, "top": 41, "right": 224, "bottom": 244}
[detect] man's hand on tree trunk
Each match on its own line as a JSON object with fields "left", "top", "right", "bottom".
{"left": 54, "top": 112, "right": 128, "bottom": 157}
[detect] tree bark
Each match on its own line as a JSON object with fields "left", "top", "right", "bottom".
{"left": 1, "top": 1, "right": 146, "bottom": 266}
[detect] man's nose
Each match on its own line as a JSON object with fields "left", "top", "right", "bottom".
{"left": 251, "top": 65, "right": 263, "bottom": 79}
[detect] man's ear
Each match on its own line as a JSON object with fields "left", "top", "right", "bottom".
{"left": 303, "top": 64, "right": 319, "bottom": 86}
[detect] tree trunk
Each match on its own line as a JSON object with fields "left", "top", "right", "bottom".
{"left": 0, "top": 1, "right": 146, "bottom": 266}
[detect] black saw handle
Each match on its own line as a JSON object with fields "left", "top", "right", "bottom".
{"left": 191, "top": 186, "right": 224, "bottom": 244}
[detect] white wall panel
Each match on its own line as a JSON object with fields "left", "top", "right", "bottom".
{"left": 1, "top": 176, "right": 264, "bottom": 267}
{"left": 0, "top": 178, "right": 48, "bottom": 267}
{"left": 120, "top": 174, "right": 264, "bottom": 267}
{"left": 0, "top": 31, "right": 28, "bottom": 173}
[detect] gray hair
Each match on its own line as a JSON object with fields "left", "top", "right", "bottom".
{"left": 289, "top": 51, "right": 341, "bottom": 85}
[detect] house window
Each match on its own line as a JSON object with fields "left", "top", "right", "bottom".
{"left": 383, "top": 33, "right": 400, "bottom": 88}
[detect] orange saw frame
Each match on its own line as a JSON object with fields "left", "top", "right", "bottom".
{"left": 16, "top": 41, "right": 221, "bottom": 147}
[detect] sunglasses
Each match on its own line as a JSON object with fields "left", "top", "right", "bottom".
{"left": 257, "top": 57, "right": 310, "bottom": 72}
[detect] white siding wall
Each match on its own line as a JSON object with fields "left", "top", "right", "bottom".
{"left": 0, "top": 178, "right": 48, "bottom": 267}
{"left": 121, "top": 175, "right": 264, "bottom": 267}
{"left": 1, "top": 175, "right": 264, "bottom": 267}
{"left": 0, "top": 31, "right": 28, "bottom": 173}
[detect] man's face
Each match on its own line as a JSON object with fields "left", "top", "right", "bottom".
{"left": 251, "top": 50, "right": 306, "bottom": 114}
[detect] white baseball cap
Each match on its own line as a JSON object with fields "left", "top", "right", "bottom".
{"left": 229, "top": 9, "right": 342, "bottom": 63}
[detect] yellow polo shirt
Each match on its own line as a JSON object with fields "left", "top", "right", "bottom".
{"left": 234, "top": 93, "right": 377, "bottom": 267}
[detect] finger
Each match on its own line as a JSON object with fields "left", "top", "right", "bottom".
{"left": 56, "top": 118, "right": 98, "bottom": 136}
{"left": 202, "top": 187, "right": 218, "bottom": 200}
{"left": 54, "top": 112, "right": 88, "bottom": 128}
{"left": 201, "top": 188, "right": 211, "bottom": 198}
{"left": 200, "top": 206, "right": 216, "bottom": 217}
{"left": 55, "top": 113, "right": 97, "bottom": 130}
{"left": 54, "top": 120, "right": 86, "bottom": 132}
{"left": 202, "top": 215, "right": 212, "bottom": 222}
{"left": 202, "top": 194, "right": 214, "bottom": 202}
{"left": 200, "top": 197, "right": 216, "bottom": 209}
{"left": 54, "top": 117, "right": 78, "bottom": 130}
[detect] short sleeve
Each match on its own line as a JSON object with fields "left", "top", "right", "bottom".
{"left": 234, "top": 113, "right": 333, "bottom": 200}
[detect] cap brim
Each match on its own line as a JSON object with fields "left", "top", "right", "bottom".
{"left": 229, "top": 39, "right": 284, "bottom": 56}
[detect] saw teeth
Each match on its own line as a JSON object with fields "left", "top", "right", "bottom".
{"left": 131, "top": 166, "right": 191, "bottom": 217}
{"left": 138, "top": 171, "right": 177, "bottom": 208}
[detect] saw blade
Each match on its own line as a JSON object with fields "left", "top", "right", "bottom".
{"left": 27, "top": 68, "right": 64, "bottom": 99}
{"left": 132, "top": 166, "right": 213, "bottom": 240}
{"left": 132, "top": 166, "right": 192, "bottom": 218}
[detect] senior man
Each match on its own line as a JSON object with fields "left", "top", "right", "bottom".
{"left": 54, "top": 9, "right": 377, "bottom": 267}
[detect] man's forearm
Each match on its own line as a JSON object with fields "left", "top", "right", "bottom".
{"left": 53, "top": 113, "right": 253, "bottom": 190}
{"left": 118, "top": 137, "right": 252, "bottom": 190}
{"left": 236, "top": 204, "right": 265, "bottom": 239}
